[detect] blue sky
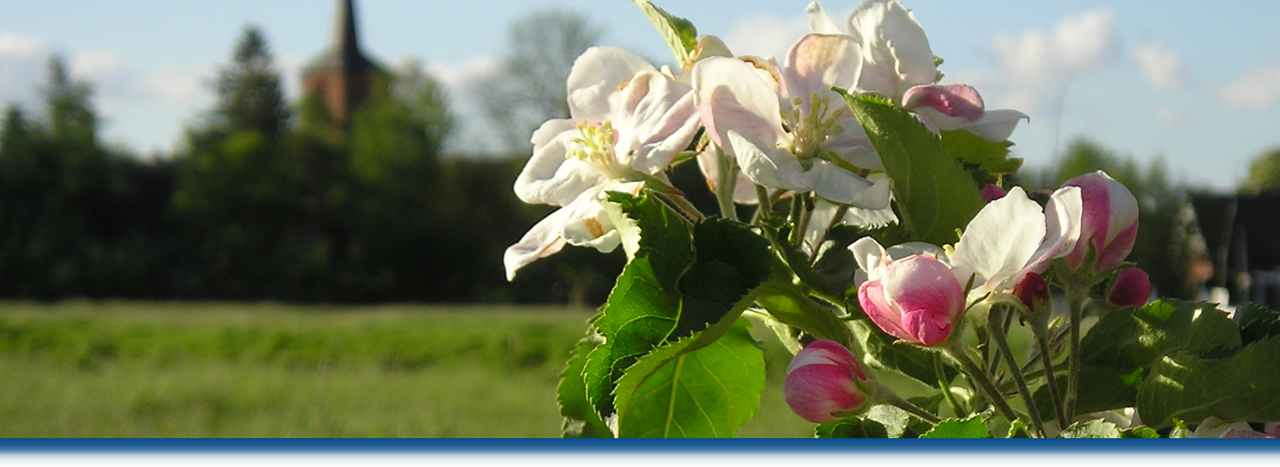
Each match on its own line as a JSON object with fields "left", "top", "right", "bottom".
{"left": 2, "top": 1, "right": 1279, "bottom": 191}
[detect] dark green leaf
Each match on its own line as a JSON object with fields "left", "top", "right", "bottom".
{"left": 940, "top": 129, "right": 1022, "bottom": 175}
{"left": 629, "top": 0, "right": 698, "bottom": 64}
{"left": 582, "top": 192, "right": 771, "bottom": 418}
{"left": 1081, "top": 299, "right": 1241, "bottom": 369}
{"left": 1064, "top": 299, "right": 1243, "bottom": 415}
{"left": 612, "top": 319, "right": 766, "bottom": 438}
{"left": 920, "top": 413, "right": 992, "bottom": 438}
{"left": 839, "top": 91, "right": 985, "bottom": 246}
{"left": 1234, "top": 302, "right": 1280, "bottom": 345}
{"left": 1060, "top": 419, "right": 1122, "bottom": 438}
{"left": 851, "top": 320, "right": 959, "bottom": 387}
{"left": 1137, "top": 335, "right": 1280, "bottom": 428}
{"left": 557, "top": 336, "right": 613, "bottom": 438}
{"left": 814, "top": 405, "right": 911, "bottom": 438}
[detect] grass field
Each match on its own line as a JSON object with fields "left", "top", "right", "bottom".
{"left": 0, "top": 301, "right": 815, "bottom": 437}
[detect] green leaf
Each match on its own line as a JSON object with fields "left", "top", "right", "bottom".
{"left": 612, "top": 318, "right": 766, "bottom": 438}
{"left": 630, "top": 0, "right": 698, "bottom": 64}
{"left": 582, "top": 192, "right": 771, "bottom": 418}
{"left": 939, "top": 129, "right": 1022, "bottom": 175}
{"left": 754, "top": 281, "right": 854, "bottom": 348}
{"left": 1234, "top": 302, "right": 1280, "bottom": 345}
{"left": 1007, "top": 419, "right": 1030, "bottom": 438}
{"left": 1060, "top": 419, "right": 1122, "bottom": 438}
{"left": 814, "top": 405, "right": 911, "bottom": 438}
{"left": 1082, "top": 299, "right": 1242, "bottom": 369}
{"left": 851, "top": 320, "right": 959, "bottom": 388}
{"left": 1061, "top": 299, "right": 1243, "bottom": 415}
{"left": 839, "top": 91, "right": 985, "bottom": 246}
{"left": 557, "top": 336, "right": 613, "bottom": 438}
{"left": 920, "top": 413, "right": 992, "bottom": 438}
{"left": 1120, "top": 426, "right": 1161, "bottom": 438}
{"left": 1137, "top": 335, "right": 1280, "bottom": 428}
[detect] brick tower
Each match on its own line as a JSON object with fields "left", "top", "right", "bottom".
{"left": 300, "top": 0, "right": 386, "bottom": 127}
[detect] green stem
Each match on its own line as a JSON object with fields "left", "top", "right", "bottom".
{"left": 880, "top": 387, "right": 943, "bottom": 425}
{"left": 1064, "top": 282, "right": 1088, "bottom": 422}
{"left": 947, "top": 342, "right": 1021, "bottom": 426}
{"left": 935, "top": 352, "right": 966, "bottom": 417}
{"left": 989, "top": 306, "right": 1047, "bottom": 438}
{"left": 751, "top": 184, "right": 772, "bottom": 224}
{"left": 714, "top": 147, "right": 739, "bottom": 221}
{"left": 1034, "top": 322, "right": 1069, "bottom": 431}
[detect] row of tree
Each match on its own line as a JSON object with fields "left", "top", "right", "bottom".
{"left": 0, "top": 23, "right": 624, "bottom": 303}
{"left": 1, "top": 10, "right": 1272, "bottom": 304}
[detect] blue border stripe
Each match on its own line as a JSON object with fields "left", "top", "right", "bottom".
{"left": 0, "top": 439, "right": 1276, "bottom": 452}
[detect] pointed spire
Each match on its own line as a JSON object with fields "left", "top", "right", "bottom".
{"left": 333, "top": 0, "right": 361, "bottom": 70}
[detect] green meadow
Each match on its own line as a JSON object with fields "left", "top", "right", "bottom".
{"left": 0, "top": 301, "right": 814, "bottom": 437}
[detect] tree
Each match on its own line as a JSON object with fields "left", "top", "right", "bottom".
{"left": 1243, "top": 145, "right": 1280, "bottom": 194}
{"left": 213, "top": 25, "right": 290, "bottom": 139}
{"left": 476, "top": 9, "right": 601, "bottom": 151}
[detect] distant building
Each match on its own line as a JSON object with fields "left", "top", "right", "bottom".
{"left": 1192, "top": 192, "right": 1280, "bottom": 308}
{"left": 300, "top": 0, "right": 387, "bottom": 127}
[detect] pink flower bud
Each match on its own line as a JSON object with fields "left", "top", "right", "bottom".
{"left": 980, "top": 184, "right": 1008, "bottom": 203}
{"left": 858, "top": 255, "right": 964, "bottom": 346}
{"left": 1013, "top": 272, "right": 1049, "bottom": 310}
{"left": 1062, "top": 171, "right": 1139, "bottom": 272}
{"left": 783, "top": 340, "right": 870, "bottom": 423}
{"left": 1107, "top": 268, "right": 1150, "bottom": 308}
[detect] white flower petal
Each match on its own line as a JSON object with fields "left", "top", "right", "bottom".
{"left": 803, "top": 159, "right": 874, "bottom": 205}
{"left": 613, "top": 71, "right": 701, "bottom": 173}
{"left": 697, "top": 146, "right": 759, "bottom": 205}
{"left": 958, "top": 109, "right": 1030, "bottom": 142}
{"left": 850, "top": 236, "right": 888, "bottom": 281}
{"left": 728, "top": 129, "right": 805, "bottom": 192}
{"left": 1020, "top": 186, "right": 1082, "bottom": 276}
{"left": 692, "top": 57, "right": 787, "bottom": 152}
{"left": 560, "top": 186, "right": 622, "bottom": 253}
{"left": 784, "top": 34, "right": 863, "bottom": 102}
{"left": 848, "top": 0, "right": 936, "bottom": 99}
{"left": 950, "top": 187, "right": 1046, "bottom": 297}
{"left": 566, "top": 46, "right": 657, "bottom": 120}
{"left": 805, "top": 2, "right": 843, "bottom": 34}
{"left": 514, "top": 119, "right": 605, "bottom": 206}
{"left": 503, "top": 206, "right": 572, "bottom": 281}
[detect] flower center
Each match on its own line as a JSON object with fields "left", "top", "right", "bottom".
{"left": 781, "top": 92, "right": 845, "bottom": 161}
{"left": 568, "top": 120, "right": 630, "bottom": 180}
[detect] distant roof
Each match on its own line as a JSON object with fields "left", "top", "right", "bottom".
{"left": 301, "top": 0, "right": 385, "bottom": 75}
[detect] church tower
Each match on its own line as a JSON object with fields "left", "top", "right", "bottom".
{"left": 300, "top": 0, "right": 386, "bottom": 127}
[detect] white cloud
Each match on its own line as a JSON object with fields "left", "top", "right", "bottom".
{"left": 143, "top": 64, "right": 215, "bottom": 110}
{"left": 0, "top": 33, "right": 52, "bottom": 106}
{"left": 427, "top": 55, "right": 500, "bottom": 93}
{"left": 982, "top": 9, "right": 1120, "bottom": 112}
{"left": 721, "top": 13, "right": 812, "bottom": 61}
{"left": 1221, "top": 62, "right": 1280, "bottom": 109}
{"left": 1133, "top": 41, "right": 1188, "bottom": 92}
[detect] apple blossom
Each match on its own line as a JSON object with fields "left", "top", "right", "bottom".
{"left": 949, "top": 186, "right": 1083, "bottom": 302}
{"left": 851, "top": 237, "right": 963, "bottom": 346}
{"left": 784, "top": 339, "right": 872, "bottom": 423}
{"left": 692, "top": 33, "right": 890, "bottom": 208}
{"left": 1063, "top": 170, "right": 1140, "bottom": 273}
{"left": 806, "top": 0, "right": 1028, "bottom": 141}
{"left": 503, "top": 46, "right": 701, "bottom": 280}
